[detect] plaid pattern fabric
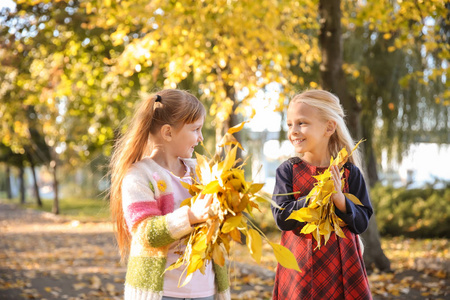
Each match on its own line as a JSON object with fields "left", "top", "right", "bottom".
{"left": 273, "top": 161, "right": 372, "bottom": 300}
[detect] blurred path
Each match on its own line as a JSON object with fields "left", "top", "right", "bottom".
{"left": 0, "top": 202, "right": 125, "bottom": 299}
{"left": 1, "top": 202, "right": 448, "bottom": 299}
{"left": 0, "top": 202, "right": 274, "bottom": 299}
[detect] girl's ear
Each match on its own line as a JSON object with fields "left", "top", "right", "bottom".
{"left": 325, "top": 120, "right": 337, "bottom": 137}
{"left": 160, "top": 124, "right": 172, "bottom": 141}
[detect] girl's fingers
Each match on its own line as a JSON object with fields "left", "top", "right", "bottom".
{"left": 331, "top": 166, "right": 341, "bottom": 189}
{"left": 204, "top": 194, "right": 213, "bottom": 206}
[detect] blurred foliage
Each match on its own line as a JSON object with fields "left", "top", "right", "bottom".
{"left": 370, "top": 183, "right": 450, "bottom": 238}
{"left": 253, "top": 184, "right": 450, "bottom": 238}
{"left": 19, "top": 196, "right": 110, "bottom": 221}
{"left": 0, "top": 0, "right": 448, "bottom": 186}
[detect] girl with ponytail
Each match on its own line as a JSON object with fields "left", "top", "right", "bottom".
{"left": 109, "top": 89, "right": 230, "bottom": 300}
{"left": 271, "top": 89, "right": 373, "bottom": 299}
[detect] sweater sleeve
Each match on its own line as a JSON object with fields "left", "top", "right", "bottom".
{"left": 122, "top": 165, "right": 193, "bottom": 248}
{"left": 334, "top": 164, "right": 374, "bottom": 234}
{"left": 271, "top": 160, "right": 309, "bottom": 231}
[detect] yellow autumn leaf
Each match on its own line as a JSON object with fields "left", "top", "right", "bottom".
{"left": 195, "top": 152, "right": 212, "bottom": 183}
{"left": 301, "top": 223, "right": 317, "bottom": 234}
{"left": 229, "top": 228, "right": 242, "bottom": 243}
{"left": 206, "top": 219, "right": 221, "bottom": 244}
{"left": 221, "top": 145, "right": 238, "bottom": 172}
{"left": 247, "top": 183, "right": 265, "bottom": 194}
{"left": 180, "top": 180, "right": 191, "bottom": 190}
{"left": 179, "top": 272, "right": 194, "bottom": 288}
{"left": 287, "top": 207, "right": 320, "bottom": 222}
{"left": 180, "top": 196, "right": 192, "bottom": 207}
{"left": 313, "top": 169, "right": 332, "bottom": 182}
{"left": 186, "top": 253, "right": 203, "bottom": 276}
{"left": 323, "top": 231, "right": 332, "bottom": 246}
{"left": 227, "top": 121, "right": 248, "bottom": 134}
{"left": 252, "top": 194, "right": 284, "bottom": 210}
{"left": 166, "top": 258, "right": 184, "bottom": 272}
{"left": 319, "top": 219, "right": 333, "bottom": 236}
{"left": 344, "top": 193, "right": 364, "bottom": 206}
{"left": 212, "top": 243, "right": 226, "bottom": 267}
{"left": 246, "top": 228, "right": 262, "bottom": 264}
{"left": 334, "top": 222, "right": 346, "bottom": 238}
{"left": 193, "top": 232, "right": 207, "bottom": 251}
{"left": 226, "top": 178, "right": 244, "bottom": 191}
{"left": 202, "top": 180, "right": 220, "bottom": 194}
{"left": 321, "top": 192, "right": 332, "bottom": 206}
{"left": 269, "top": 242, "right": 302, "bottom": 272}
{"left": 218, "top": 133, "right": 243, "bottom": 150}
{"left": 221, "top": 214, "right": 243, "bottom": 233}
{"left": 350, "top": 139, "right": 365, "bottom": 156}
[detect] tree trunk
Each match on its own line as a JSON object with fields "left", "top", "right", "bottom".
{"left": 27, "top": 153, "right": 42, "bottom": 207}
{"left": 6, "top": 165, "right": 12, "bottom": 199}
{"left": 318, "top": 0, "right": 391, "bottom": 272}
{"left": 361, "top": 211, "right": 391, "bottom": 271}
{"left": 50, "top": 160, "right": 59, "bottom": 215}
{"left": 363, "top": 125, "right": 379, "bottom": 187}
{"left": 217, "top": 82, "right": 243, "bottom": 158}
{"left": 19, "top": 165, "right": 26, "bottom": 204}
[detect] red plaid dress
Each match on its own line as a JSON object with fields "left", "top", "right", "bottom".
{"left": 272, "top": 158, "right": 372, "bottom": 300}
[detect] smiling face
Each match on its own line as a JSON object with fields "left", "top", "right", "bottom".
{"left": 287, "top": 101, "right": 333, "bottom": 165}
{"left": 169, "top": 117, "right": 205, "bottom": 159}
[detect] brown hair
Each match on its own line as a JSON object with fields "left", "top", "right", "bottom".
{"left": 109, "top": 89, "right": 206, "bottom": 259}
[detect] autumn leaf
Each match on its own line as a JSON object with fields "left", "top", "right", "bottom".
{"left": 286, "top": 207, "right": 320, "bottom": 223}
{"left": 222, "top": 214, "right": 243, "bottom": 233}
{"left": 227, "top": 121, "right": 249, "bottom": 134}
{"left": 344, "top": 193, "right": 364, "bottom": 206}
{"left": 247, "top": 228, "right": 262, "bottom": 264}
{"left": 269, "top": 242, "right": 302, "bottom": 272}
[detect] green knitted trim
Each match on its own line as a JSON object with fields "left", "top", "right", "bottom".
{"left": 126, "top": 256, "right": 166, "bottom": 291}
{"left": 146, "top": 215, "right": 176, "bottom": 248}
{"left": 213, "top": 261, "right": 229, "bottom": 292}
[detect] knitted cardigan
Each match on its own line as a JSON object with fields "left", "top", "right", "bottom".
{"left": 121, "top": 157, "right": 230, "bottom": 300}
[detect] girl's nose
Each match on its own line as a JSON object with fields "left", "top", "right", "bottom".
{"left": 199, "top": 131, "right": 204, "bottom": 142}
{"left": 290, "top": 125, "right": 299, "bottom": 134}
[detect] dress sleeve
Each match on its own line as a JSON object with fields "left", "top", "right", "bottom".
{"left": 334, "top": 164, "right": 374, "bottom": 234}
{"left": 122, "top": 166, "right": 193, "bottom": 248}
{"left": 271, "top": 160, "right": 309, "bottom": 231}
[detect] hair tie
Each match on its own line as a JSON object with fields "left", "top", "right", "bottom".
{"left": 155, "top": 94, "right": 162, "bottom": 103}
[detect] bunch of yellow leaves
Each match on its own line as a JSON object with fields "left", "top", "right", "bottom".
{"left": 286, "top": 140, "right": 365, "bottom": 249}
{"left": 168, "top": 121, "right": 301, "bottom": 286}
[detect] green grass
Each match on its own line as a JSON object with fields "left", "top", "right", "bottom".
{"left": 13, "top": 197, "right": 111, "bottom": 222}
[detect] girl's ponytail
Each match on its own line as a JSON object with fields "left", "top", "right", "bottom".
{"left": 109, "top": 95, "right": 159, "bottom": 259}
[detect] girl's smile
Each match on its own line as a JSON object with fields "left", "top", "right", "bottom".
{"left": 287, "top": 101, "right": 333, "bottom": 167}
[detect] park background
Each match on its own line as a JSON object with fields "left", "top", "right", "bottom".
{"left": 0, "top": 0, "right": 448, "bottom": 299}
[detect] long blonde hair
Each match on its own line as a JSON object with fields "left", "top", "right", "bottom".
{"left": 290, "top": 89, "right": 363, "bottom": 169}
{"left": 109, "top": 89, "right": 206, "bottom": 259}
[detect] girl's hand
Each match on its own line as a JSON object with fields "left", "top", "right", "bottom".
{"left": 188, "top": 194, "right": 213, "bottom": 225}
{"left": 330, "top": 165, "right": 347, "bottom": 213}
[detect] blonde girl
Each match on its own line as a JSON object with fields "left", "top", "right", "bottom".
{"left": 109, "top": 89, "right": 230, "bottom": 300}
{"left": 271, "top": 89, "right": 373, "bottom": 299}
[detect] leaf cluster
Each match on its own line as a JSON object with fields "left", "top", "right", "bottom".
{"left": 287, "top": 140, "right": 365, "bottom": 249}
{"left": 169, "top": 122, "right": 300, "bottom": 286}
